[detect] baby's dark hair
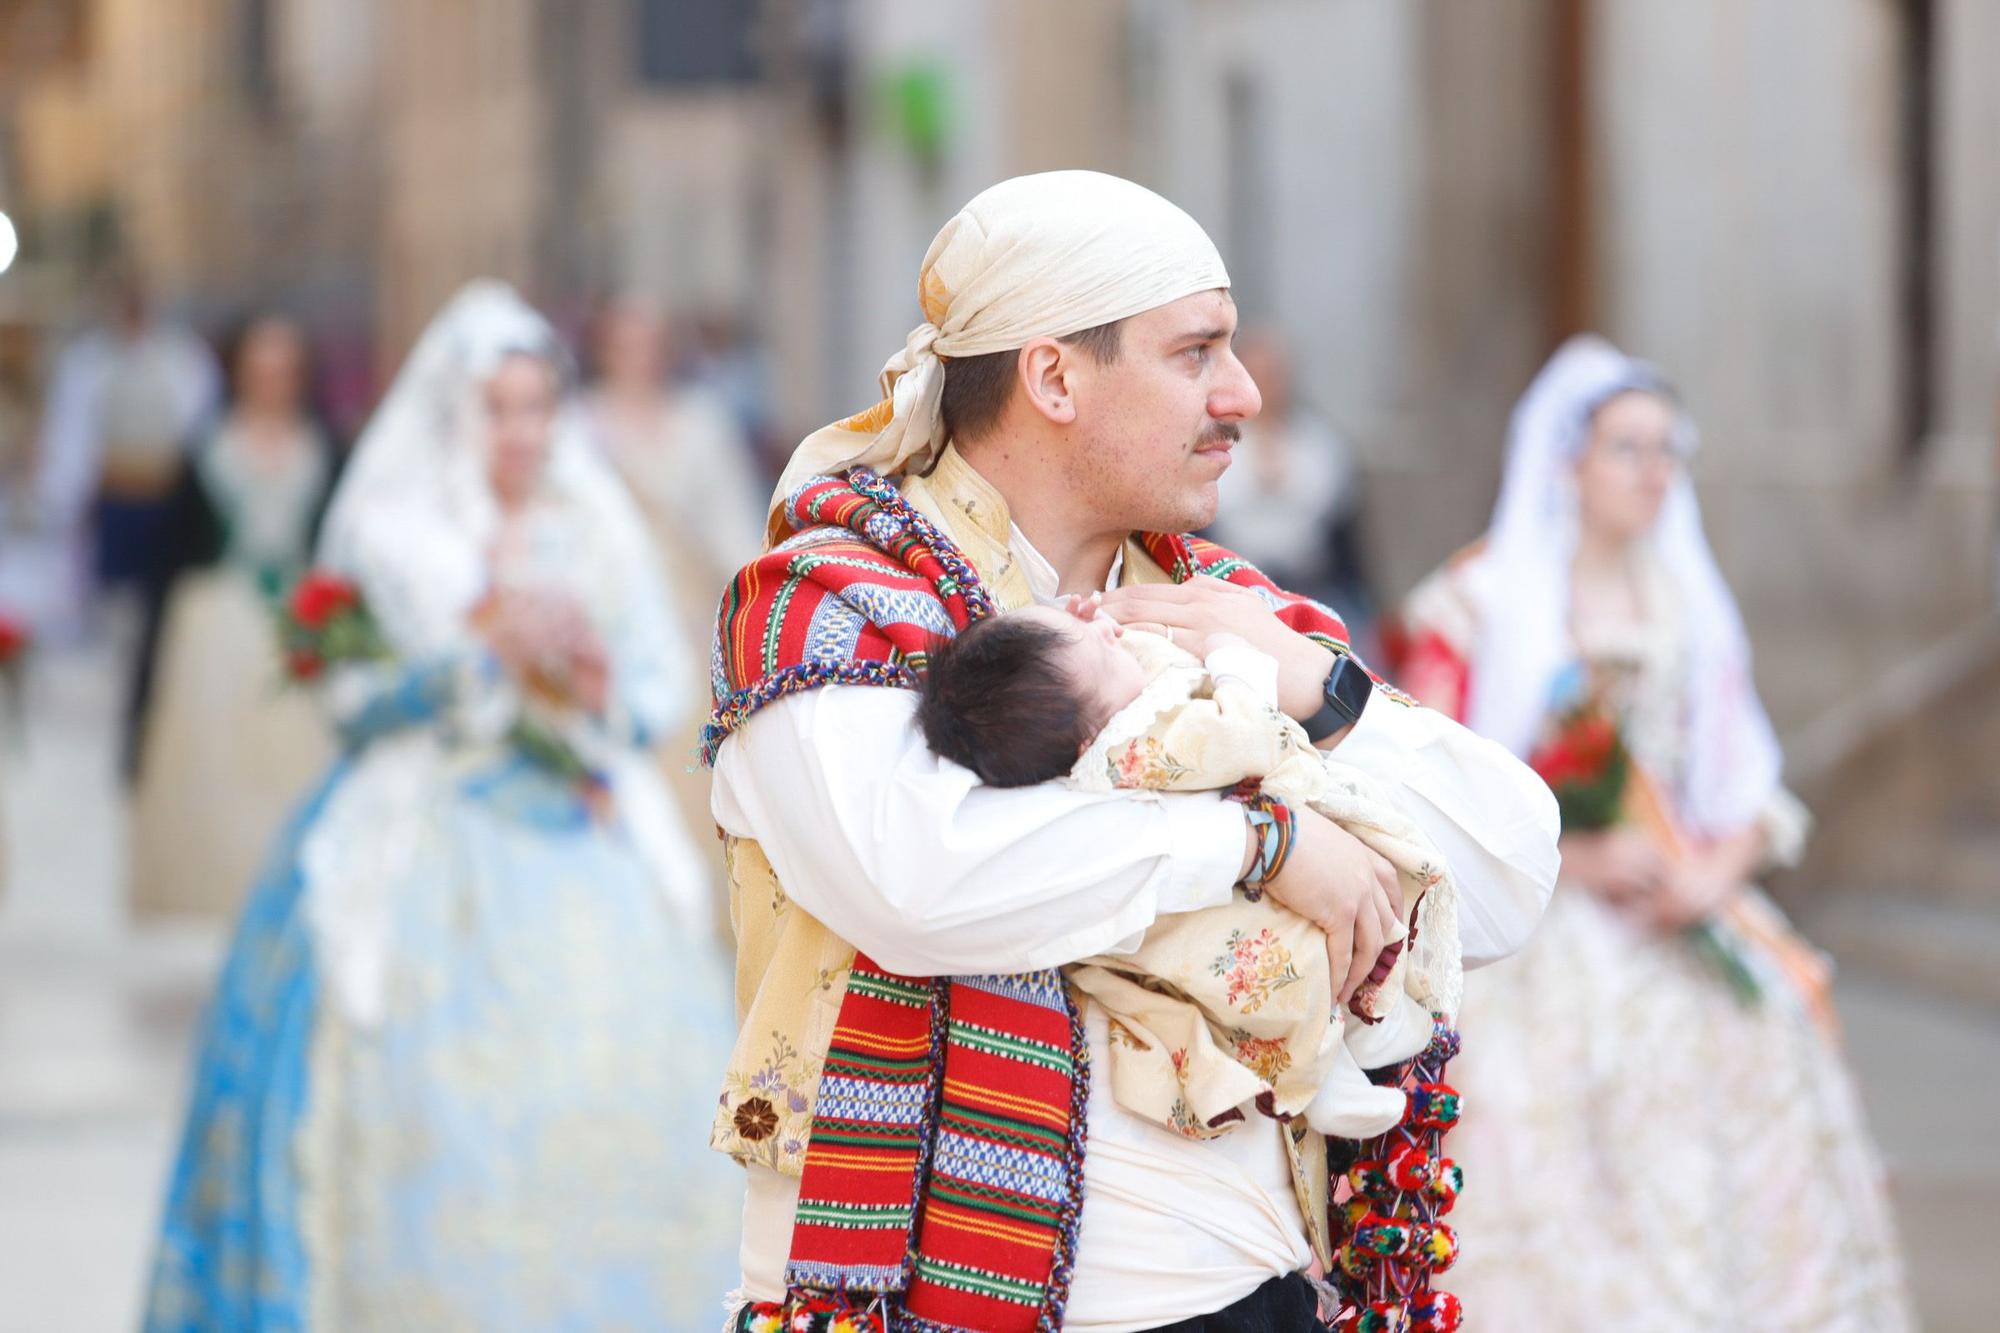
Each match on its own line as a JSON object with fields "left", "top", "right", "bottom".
{"left": 918, "top": 615, "right": 1096, "bottom": 787}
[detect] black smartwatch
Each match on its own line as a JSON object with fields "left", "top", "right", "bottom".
{"left": 1303, "top": 652, "right": 1373, "bottom": 743}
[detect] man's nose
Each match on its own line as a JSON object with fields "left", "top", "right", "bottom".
{"left": 1211, "top": 350, "right": 1263, "bottom": 422}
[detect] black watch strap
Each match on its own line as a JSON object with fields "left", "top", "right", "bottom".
{"left": 1304, "top": 652, "right": 1373, "bottom": 743}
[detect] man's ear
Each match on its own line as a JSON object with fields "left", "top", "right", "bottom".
{"left": 1016, "top": 337, "right": 1077, "bottom": 427}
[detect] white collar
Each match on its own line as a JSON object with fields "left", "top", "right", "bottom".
{"left": 1010, "top": 523, "right": 1125, "bottom": 604}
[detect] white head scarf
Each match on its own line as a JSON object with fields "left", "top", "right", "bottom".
{"left": 1462, "top": 334, "right": 1784, "bottom": 836}
{"left": 769, "top": 170, "right": 1230, "bottom": 541}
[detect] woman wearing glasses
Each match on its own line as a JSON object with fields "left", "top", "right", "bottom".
{"left": 1396, "top": 337, "right": 1911, "bottom": 1331}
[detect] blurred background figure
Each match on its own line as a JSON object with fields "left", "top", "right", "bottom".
{"left": 582, "top": 296, "right": 767, "bottom": 606}
{"left": 1399, "top": 337, "right": 1914, "bottom": 1330}
{"left": 145, "top": 284, "right": 736, "bottom": 1331}
{"left": 33, "top": 268, "right": 219, "bottom": 622}
{"left": 1207, "top": 327, "right": 1376, "bottom": 650}
{"left": 583, "top": 298, "right": 769, "bottom": 871}
{"left": 125, "top": 315, "right": 339, "bottom": 915}
{"left": 684, "top": 307, "right": 782, "bottom": 478}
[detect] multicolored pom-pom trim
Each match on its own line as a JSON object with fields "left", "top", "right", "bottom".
{"left": 1329, "top": 1017, "right": 1464, "bottom": 1332}
{"left": 1407, "top": 1082, "right": 1461, "bottom": 1130}
{"left": 1332, "top": 1291, "right": 1463, "bottom": 1333}
{"left": 736, "top": 1295, "right": 886, "bottom": 1333}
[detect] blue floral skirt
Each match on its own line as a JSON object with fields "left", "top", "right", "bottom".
{"left": 144, "top": 758, "right": 742, "bottom": 1330}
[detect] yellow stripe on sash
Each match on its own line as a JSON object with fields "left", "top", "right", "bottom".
{"left": 809, "top": 1149, "right": 924, "bottom": 1173}
{"left": 926, "top": 1203, "right": 1050, "bottom": 1251}
{"left": 832, "top": 1026, "right": 933, "bottom": 1056}
{"left": 944, "top": 1078, "right": 1070, "bottom": 1130}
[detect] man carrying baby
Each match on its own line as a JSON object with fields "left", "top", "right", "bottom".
{"left": 705, "top": 170, "right": 1558, "bottom": 1333}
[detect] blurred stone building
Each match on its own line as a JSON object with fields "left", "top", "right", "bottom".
{"left": 2, "top": 0, "right": 1995, "bottom": 741}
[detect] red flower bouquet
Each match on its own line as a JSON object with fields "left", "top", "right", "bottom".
{"left": 275, "top": 569, "right": 390, "bottom": 682}
{"left": 0, "top": 613, "right": 30, "bottom": 670}
{"left": 1527, "top": 700, "right": 1630, "bottom": 833}
{"left": 1530, "top": 693, "right": 1765, "bottom": 1008}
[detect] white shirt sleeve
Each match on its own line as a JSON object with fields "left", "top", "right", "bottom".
{"left": 710, "top": 685, "right": 1246, "bottom": 976}
{"left": 1334, "top": 691, "right": 1560, "bottom": 968}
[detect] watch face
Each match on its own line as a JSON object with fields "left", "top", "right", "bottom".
{"left": 1327, "top": 654, "right": 1373, "bottom": 725}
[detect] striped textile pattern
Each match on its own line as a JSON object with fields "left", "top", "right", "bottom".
{"left": 782, "top": 956, "right": 1088, "bottom": 1333}
{"left": 715, "top": 471, "right": 1383, "bottom": 1330}
{"left": 701, "top": 469, "right": 992, "bottom": 764}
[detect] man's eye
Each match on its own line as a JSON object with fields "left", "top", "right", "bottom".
{"left": 1184, "top": 345, "right": 1209, "bottom": 364}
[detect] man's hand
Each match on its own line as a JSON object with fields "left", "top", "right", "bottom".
{"left": 1261, "top": 806, "right": 1404, "bottom": 1004}
{"left": 1096, "top": 576, "right": 1335, "bottom": 720}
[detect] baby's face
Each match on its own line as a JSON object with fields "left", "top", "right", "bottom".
{"left": 1013, "top": 603, "right": 1152, "bottom": 731}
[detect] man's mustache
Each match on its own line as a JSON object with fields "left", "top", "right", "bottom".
{"left": 1195, "top": 422, "right": 1242, "bottom": 448}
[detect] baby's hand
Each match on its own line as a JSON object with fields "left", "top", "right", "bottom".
{"left": 1061, "top": 592, "right": 1106, "bottom": 621}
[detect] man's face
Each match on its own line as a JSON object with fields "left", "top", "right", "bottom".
{"left": 1059, "top": 289, "right": 1261, "bottom": 534}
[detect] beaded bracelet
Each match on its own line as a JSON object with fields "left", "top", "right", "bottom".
{"left": 1237, "top": 791, "right": 1296, "bottom": 901}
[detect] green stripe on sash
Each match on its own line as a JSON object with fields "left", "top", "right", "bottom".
{"left": 912, "top": 1256, "right": 1044, "bottom": 1306}
{"left": 946, "top": 1018, "right": 1074, "bottom": 1074}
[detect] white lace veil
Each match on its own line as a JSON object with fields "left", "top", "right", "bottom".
{"left": 1461, "top": 335, "right": 1783, "bottom": 836}
{"left": 316, "top": 280, "right": 670, "bottom": 662}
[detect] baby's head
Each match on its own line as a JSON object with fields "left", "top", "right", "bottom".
{"left": 918, "top": 603, "right": 1150, "bottom": 787}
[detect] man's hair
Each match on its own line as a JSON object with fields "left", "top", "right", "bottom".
{"left": 939, "top": 318, "right": 1125, "bottom": 445}
{"left": 917, "top": 615, "right": 1097, "bottom": 787}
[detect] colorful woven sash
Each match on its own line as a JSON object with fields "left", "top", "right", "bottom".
{"left": 715, "top": 472, "right": 1086, "bottom": 1331}
{"left": 781, "top": 960, "right": 1088, "bottom": 1332}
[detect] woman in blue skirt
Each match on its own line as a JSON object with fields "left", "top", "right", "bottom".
{"left": 143, "top": 282, "right": 741, "bottom": 1331}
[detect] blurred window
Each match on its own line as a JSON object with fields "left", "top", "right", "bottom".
{"left": 1896, "top": 0, "right": 1938, "bottom": 458}
{"left": 635, "top": 0, "right": 757, "bottom": 87}
{"left": 241, "top": 0, "right": 277, "bottom": 113}
{"left": 0, "top": 0, "right": 91, "bottom": 69}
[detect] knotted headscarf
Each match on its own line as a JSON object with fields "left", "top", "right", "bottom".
{"left": 769, "top": 170, "right": 1230, "bottom": 543}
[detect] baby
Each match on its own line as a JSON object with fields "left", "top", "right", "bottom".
{"left": 918, "top": 601, "right": 1459, "bottom": 1141}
